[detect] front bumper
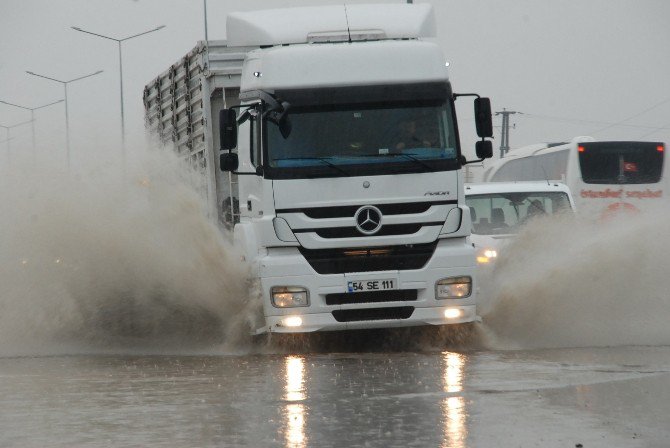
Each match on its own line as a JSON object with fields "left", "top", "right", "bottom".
{"left": 260, "top": 305, "right": 477, "bottom": 334}
{"left": 255, "top": 238, "right": 478, "bottom": 334}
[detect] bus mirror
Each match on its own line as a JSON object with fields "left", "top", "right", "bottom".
{"left": 474, "top": 97, "right": 493, "bottom": 138}
{"left": 219, "top": 108, "right": 238, "bottom": 150}
{"left": 476, "top": 140, "right": 493, "bottom": 159}
{"left": 220, "top": 152, "right": 239, "bottom": 172}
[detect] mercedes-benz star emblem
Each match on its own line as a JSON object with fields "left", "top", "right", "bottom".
{"left": 354, "top": 205, "right": 383, "bottom": 235}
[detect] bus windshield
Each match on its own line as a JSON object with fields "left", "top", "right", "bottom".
{"left": 264, "top": 100, "right": 459, "bottom": 179}
{"left": 579, "top": 142, "right": 664, "bottom": 184}
{"left": 466, "top": 191, "right": 572, "bottom": 236}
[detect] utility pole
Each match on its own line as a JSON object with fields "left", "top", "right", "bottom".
{"left": 495, "top": 108, "right": 519, "bottom": 158}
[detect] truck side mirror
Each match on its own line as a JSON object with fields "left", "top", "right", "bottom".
{"left": 219, "top": 108, "right": 238, "bottom": 150}
{"left": 278, "top": 116, "right": 292, "bottom": 139}
{"left": 476, "top": 140, "right": 493, "bottom": 159}
{"left": 220, "top": 152, "right": 239, "bottom": 172}
{"left": 474, "top": 97, "right": 493, "bottom": 138}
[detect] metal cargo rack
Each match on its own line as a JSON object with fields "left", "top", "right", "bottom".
{"left": 143, "top": 40, "right": 255, "bottom": 226}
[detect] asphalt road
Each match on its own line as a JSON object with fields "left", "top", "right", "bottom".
{"left": 1, "top": 340, "right": 668, "bottom": 447}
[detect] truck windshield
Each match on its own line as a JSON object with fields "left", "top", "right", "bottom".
{"left": 466, "top": 191, "right": 572, "bottom": 236}
{"left": 264, "top": 100, "right": 459, "bottom": 179}
{"left": 579, "top": 141, "right": 664, "bottom": 184}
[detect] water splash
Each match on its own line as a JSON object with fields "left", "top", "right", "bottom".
{"left": 479, "top": 210, "right": 670, "bottom": 349}
{"left": 0, "top": 143, "right": 259, "bottom": 356}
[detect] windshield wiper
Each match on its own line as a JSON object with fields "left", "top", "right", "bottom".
{"left": 345, "top": 152, "right": 436, "bottom": 171}
{"left": 346, "top": 153, "right": 434, "bottom": 168}
{"left": 398, "top": 153, "right": 435, "bottom": 171}
{"left": 272, "top": 157, "right": 351, "bottom": 176}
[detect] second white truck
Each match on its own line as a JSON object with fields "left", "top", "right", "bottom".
{"left": 465, "top": 182, "right": 576, "bottom": 264}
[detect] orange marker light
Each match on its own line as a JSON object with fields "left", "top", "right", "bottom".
{"left": 657, "top": 145, "right": 664, "bottom": 152}
{"left": 578, "top": 145, "right": 585, "bottom": 152}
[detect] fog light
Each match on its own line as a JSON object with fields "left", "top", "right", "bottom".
{"left": 436, "top": 276, "right": 472, "bottom": 299}
{"left": 283, "top": 316, "right": 303, "bottom": 327}
{"left": 444, "top": 308, "right": 463, "bottom": 319}
{"left": 272, "top": 286, "right": 309, "bottom": 308}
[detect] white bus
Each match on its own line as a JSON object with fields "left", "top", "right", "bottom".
{"left": 483, "top": 136, "right": 666, "bottom": 218}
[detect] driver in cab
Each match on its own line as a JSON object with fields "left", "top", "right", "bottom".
{"left": 394, "top": 120, "right": 437, "bottom": 151}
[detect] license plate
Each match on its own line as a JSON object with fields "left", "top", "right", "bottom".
{"left": 347, "top": 279, "right": 397, "bottom": 293}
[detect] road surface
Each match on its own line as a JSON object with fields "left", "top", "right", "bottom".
{"left": 1, "top": 340, "right": 668, "bottom": 447}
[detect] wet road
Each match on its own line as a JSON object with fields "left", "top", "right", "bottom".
{"left": 1, "top": 345, "right": 669, "bottom": 447}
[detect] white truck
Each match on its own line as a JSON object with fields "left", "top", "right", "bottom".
{"left": 143, "top": 3, "right": 493, "bottom": 334}
{"left": 465, "top": 181, "right": 576, "bottom": 264}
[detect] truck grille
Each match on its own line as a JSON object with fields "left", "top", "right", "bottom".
{"left": 276, "top": 201, "right": 455, "bottom": 219}
{"left": 299, "top": 242, "right": 438, "bottom": 274}
{"left": 277, "top": 200, "right": 456, "bottom": 241}
{"left": 332, "top": 306, "right": 415, "bottom": 322}
{"left": 325, "top": 289, "right": 418, "bottom": 305}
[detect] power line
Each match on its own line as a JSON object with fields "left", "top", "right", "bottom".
{"left": 637, "top": 123, "right": 670, "bottom": 139}
{"left": 491, "top": 106, "right": 670, "bottom": 156}
{"left": 519, "top": 113, "right": 670, "bottom": 132}
{"left": 590, "top": 96, "right": 670, "bottom": 135}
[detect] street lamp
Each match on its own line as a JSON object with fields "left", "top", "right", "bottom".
{"left": 0, "top": 126, "right": 10, "bottom": 166}
{"left": 0, "top": 98, "right": 64, "bottom": 158}
{"left": 203, "top": 0, "right": 209, "bottom": 41}
{"left": 0, "top": 119, "right": 34, "bottom": 165}
{"left": 71, "top": 25, "right": 165, "bottom": 165}
{"left": 25, "top": 70, "right": 103, "bottom": 168}
{"left": 0, "top": 136, "right": 13, "bottom": 167}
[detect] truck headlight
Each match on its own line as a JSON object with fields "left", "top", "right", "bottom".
{"left": 476, "top": 248, "right": 498, "bottom": 264}
{"left": 436, "top": 276, "right": 472, "bottom": 299}
{"left": 271, "top": 286, "right": 309, "bottom": 308}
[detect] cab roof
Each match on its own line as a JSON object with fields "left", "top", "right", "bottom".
{"left": 226, "top": 3, "right": 435, "bottom": 47}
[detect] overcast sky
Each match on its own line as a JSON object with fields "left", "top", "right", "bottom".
{"left": 1, "top": 0, "right": 669, "bottom": 170}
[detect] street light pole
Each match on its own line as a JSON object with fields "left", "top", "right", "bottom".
{"left": 0, "top": 120, "right": 34, "bottom": 166}
{"left": 0, "top": 99, "right": 64, "bottom": 158}
{"left": 26, "top": 70, "right": 103, "bottom": 168}
{"left": 71, "top": 25, "right": 165, "bottom": 167}
{"left": 0, "top": 126, "right": 9, "bottom": 165}
{"left": 203, "top": 0, "right": 209, "bottom": 42}
{"left": 118, "top": 40, "right": 124, "bottom": 150}
{"left": 0, "top": 136, "right": 12, "bottom": 167}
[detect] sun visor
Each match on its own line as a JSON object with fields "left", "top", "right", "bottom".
{"left": 272, "top": 82, "right": 451, "bottom": 107}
